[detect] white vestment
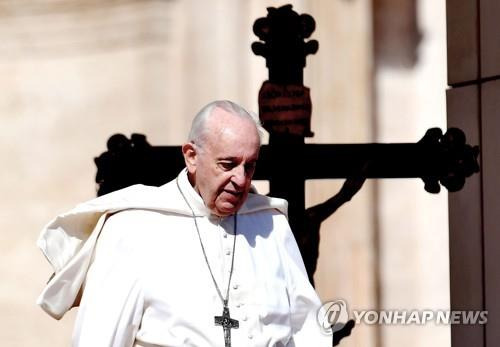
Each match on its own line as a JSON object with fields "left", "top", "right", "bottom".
{"left": 37, "top": 169, "right": 332, "bottom": 346}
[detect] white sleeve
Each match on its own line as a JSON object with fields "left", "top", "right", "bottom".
{"left": 275, "top": 214, "right": 332, "bottom": 346}
{"left": 73, "top": 212, "right": 145, "bottom": 347}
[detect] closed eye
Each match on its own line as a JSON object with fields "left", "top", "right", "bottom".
{"left": 218, "top": 161, "right": 237, "bottom": 171}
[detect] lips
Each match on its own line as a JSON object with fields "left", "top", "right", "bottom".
{"left": 223, "top": 190, "right": 242, "bottom": 197}
{"left": 222, "top": 190, "right": 243, "bottom": 204}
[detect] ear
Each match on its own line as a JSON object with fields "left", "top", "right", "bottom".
{"left": 182, "top": 142, "right": 197, "bottom": 175}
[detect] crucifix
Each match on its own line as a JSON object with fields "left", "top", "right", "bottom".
{"left": 214, "top": 305, "right": 239, "bottom": 347}
{"left": 93, "top": 4, "right": 479, "bottom": 345}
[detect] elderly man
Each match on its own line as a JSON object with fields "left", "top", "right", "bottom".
{"left": 37, "top": 100, "right": 332, "bottom": 346}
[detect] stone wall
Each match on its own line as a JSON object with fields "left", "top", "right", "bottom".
{"left": 0, "top": 1, "right": 447, "bottom": 346}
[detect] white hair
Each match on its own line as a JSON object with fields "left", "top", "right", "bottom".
{"left": 187, "top": 100, "right": 264, "bottom": 147}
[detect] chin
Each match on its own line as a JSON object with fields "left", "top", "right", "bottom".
{"left": 219, "top": 208, "right": 237, "bottom": 216}
{"left": 216, "top": 204, "right": 239, "bottom": 216}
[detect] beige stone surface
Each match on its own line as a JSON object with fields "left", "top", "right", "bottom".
{"left": 374, "top": 0, "right": 450, "bottom": 346}
{"left": 481, "top": 79, "right": 500, "bottom": 347}
{"left": 446, "top": 0, "right": 478, "bottom": 85}
{"left": 0, "top": 1, "right": 448, "bottom": 346}
{"left": 447, "top": 85, "right": 484, "bottom": 347}
{"left": 480, "top": 0, "right": 500, "bottom": 78}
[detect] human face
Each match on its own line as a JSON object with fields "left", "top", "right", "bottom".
{"left": 184, "top": 108, "right": 260, "bottom": 216}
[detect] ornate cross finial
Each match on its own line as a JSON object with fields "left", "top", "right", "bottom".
{"left": 252, "top": 4, "right": 318, "bottom": 84}
{"left": 252, "top": 5, "right": 318, "bottom": 137}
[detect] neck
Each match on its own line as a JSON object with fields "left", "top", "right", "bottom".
{"left": 187, "top": 171, "right": 196, "bottom": 188}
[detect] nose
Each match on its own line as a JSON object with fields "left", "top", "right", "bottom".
{"left": 231, "top": 164, "right": 247, "bottom": 188}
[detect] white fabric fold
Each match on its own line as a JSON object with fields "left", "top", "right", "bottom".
{"left": 36, "top": 169, "right": 287, "bottom": 320}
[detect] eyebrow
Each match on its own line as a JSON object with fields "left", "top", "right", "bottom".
{"left": 217, "top": 156, "right": 258, "bottom": 162}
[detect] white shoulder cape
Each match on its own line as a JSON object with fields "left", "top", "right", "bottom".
{"left": 37, "top": 173, "right": 287, "bottom": 320}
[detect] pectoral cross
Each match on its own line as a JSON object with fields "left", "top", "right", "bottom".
{"left": 214, "top": 305, "right": 239, "bottom": 347}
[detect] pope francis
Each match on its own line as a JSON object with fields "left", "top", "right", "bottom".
{"left": 37, "top": 100, "right": 332, "bottom": 346}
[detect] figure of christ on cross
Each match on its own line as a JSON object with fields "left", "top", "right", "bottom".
{"left": 214, "top": 305, "right": 239, "bottom": 347}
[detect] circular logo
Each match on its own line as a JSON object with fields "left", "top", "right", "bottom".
{"left": 317, "top": 299, "right": 349, "bottom": 334}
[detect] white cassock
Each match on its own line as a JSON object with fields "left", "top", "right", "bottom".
{"left": 37, "top": 169, "right": 332, "bottom": 346}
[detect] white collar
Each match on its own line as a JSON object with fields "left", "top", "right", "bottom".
{"left": 176, "top": 168, "right": 214, "bottom": 217}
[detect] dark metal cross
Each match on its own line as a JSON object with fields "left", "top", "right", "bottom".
{"left": 250, "top": 4, "right": 479, "bottom": 285}
{"left": 214, "top": 306, "right": 239, "bottom": 347}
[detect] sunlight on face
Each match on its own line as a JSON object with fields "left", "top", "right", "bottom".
{"left": 192, "top": 107, "right": 260, "bottom": 216}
